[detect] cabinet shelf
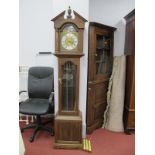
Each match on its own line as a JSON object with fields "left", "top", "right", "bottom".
{"left": 62, "top": 86, "right": 75, "bottom": 88}
{"left": 96, "top": 47, "right": 110, "bottom": 50}
{"left": 96, "top": 60, "right": 105, "bottom": 63}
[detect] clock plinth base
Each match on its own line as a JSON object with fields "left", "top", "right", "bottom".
{"left": 54, "top": 113, "right": 82, "bottom": 149}
{"left": 54, "top": 142, "right": 82, "bottom": 149}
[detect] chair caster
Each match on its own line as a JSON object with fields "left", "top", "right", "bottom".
{"left": 29, "top": 137, "right": 34, "bottom": 142}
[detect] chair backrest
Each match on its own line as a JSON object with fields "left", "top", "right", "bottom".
{"left": 28, "top": 67, "right": 54, "bottom": 99}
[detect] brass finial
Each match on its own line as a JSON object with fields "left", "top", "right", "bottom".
{"left": 67, "top": 6, "right": 72, "bottom": 19}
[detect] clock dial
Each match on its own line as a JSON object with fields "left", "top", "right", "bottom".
{"left": 61, "top": 33, "right": 78, "bottom": 50}
{"left": 61, "top": 24, "right": 78, "bottom": 51}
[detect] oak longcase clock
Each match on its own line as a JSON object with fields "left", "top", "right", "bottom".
{"left": 51, "top": 7, "right": 87, "bottom": 149}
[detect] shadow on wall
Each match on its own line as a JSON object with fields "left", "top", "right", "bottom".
{"left": 114, "top": 19, "right": 126, "bottom": 56}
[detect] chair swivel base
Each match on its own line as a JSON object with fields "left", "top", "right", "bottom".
{"left": 21, "top": 116, "right": 53, "bottom": 142}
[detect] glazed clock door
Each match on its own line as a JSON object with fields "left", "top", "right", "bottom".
{"left": 58, "top": 59, "right": 79, "bottom": 115}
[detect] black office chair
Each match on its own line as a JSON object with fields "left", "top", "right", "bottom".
{"left": 19, "top": 67, "right": 54, "bottom": 142}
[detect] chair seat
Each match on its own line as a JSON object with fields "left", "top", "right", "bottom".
{"left": 20, "top": 98, "right": 50, "bottom": 115}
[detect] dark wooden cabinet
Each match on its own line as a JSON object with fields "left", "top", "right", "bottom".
{"left": 86, "top": 22, "right": 116, "bottom": 134}
{"left": 123, "top": 10, "right": 135, "bottom": 133}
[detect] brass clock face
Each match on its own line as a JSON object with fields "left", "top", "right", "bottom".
{"left": 61, "top": 33, "right": 78, "bottom": 50}
{"left": 61, "top": 24, "right": 78, "bottom": 51}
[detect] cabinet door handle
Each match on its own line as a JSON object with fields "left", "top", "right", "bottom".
{"left": 95, "top": 54, "right": 98, "bottom": 57}
{"left": 88, "top": 88, "right": 91, "bottom": 90}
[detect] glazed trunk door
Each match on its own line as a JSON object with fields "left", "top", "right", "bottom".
{"left": 58, "top": 58, "right": 79, "bottom": 115}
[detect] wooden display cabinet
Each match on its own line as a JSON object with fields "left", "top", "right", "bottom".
{"left": 86, "top": 22, "right": 116, "bottom": 134}
{"left": 123, "top": 9, "right": 135, "bottom": 133}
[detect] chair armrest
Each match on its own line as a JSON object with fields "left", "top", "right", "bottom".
{"left": 19, "top": 90, "right": 28, "bottom": 104}
{"left": 49, "top": 92, "right": 54, "bottom": 101}
{"left": 19, "top": 90, "right": 27, "bottom": 95}
{"left": 48, "top": 92, "right": 54, "bottom": 114}
{"left": 49, "top": 92, "right": 54, "bottom": 106}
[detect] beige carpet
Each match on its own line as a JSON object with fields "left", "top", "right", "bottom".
{"left": 103, "top": 55, "right": 126, "bottom": 132}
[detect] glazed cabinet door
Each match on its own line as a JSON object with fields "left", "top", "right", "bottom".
{"left": 94, "top": 27, "right": 113, "bottom": 81}
{"left": 87, "top": 23, "right": 115, "bottom": 134}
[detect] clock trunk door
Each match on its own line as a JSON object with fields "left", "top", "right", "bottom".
{"left": 58, "top": 58, "right": 80, "bottom": 115}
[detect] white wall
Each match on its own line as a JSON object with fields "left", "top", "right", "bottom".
{"left": 113, "top": 19, "right": 126, "bottom": 56}
{"left": 51, "top": 0, "right": 89, "bottom": 138}
{"left": 19, "top": 0, "right": 54, "bottom": 67}
{"left": 20, "top": 0, "right": 89, "bottom": 137}
{"left": 89, "top": 0, "right": 135, "bottom": 26}
{"left": 89, "top": 0, "right": 135, "bottom": 56}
